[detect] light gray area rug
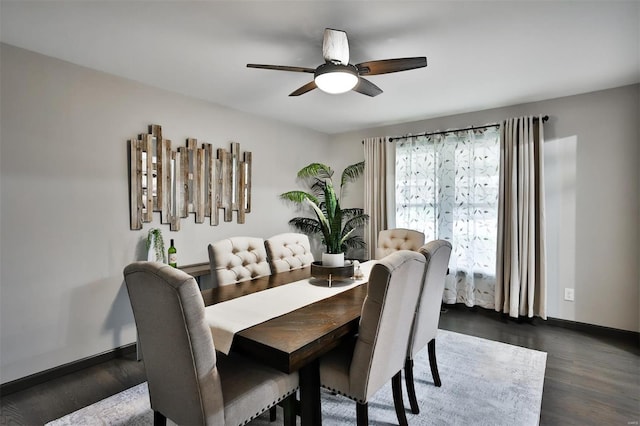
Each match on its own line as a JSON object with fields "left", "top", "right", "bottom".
{"left": 47, "top": 330, "right": 546, "bottom": 425}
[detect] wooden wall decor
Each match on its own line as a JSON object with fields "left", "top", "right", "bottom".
{"left": 128, "top": 125, "right": 252, "bottom": 230}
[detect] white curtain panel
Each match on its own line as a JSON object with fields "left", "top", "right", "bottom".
{"left": 496, "top": 116, "right": 547, "bottom": 319}
{"left": 363, "top": 137, "right": 391, "bottom": 260}
{"left": 395, "top": 128, "right": 500, "bottom": 308}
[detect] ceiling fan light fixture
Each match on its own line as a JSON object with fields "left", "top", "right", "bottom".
{"left": 314, "top": 63, "right": 358, "bottom": 94}
{"left": 248, "top": 29, "right": 428, "bottom": 97}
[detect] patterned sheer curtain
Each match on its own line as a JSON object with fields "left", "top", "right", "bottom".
{"left": 395, "top": 127, "right": 500, "bottom": 308}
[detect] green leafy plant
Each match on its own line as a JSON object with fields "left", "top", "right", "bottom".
{"left": 280, "top": 162, "right": 369, "bottom": 254}
{"left": 146, "top": 228, "right": 166, "bottom": 263}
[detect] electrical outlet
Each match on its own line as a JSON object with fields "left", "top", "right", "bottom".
{"left": 564, "top": 288, "right": 575, "bottom": 301}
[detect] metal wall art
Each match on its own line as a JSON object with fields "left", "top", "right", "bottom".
{"left": 129, "top": 124, "right": 252, "bottom": 230}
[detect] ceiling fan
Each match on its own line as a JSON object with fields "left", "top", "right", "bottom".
{"left": 247, "top": 28, "right": 427, "bottom": 97}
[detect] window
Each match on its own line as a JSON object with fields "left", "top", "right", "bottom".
{"left": 395, "top": 127, "right": 500, "bottom": 308}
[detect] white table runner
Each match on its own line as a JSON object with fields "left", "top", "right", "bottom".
{"left": 205, "top": 261, "right": 375, "bottom": 354}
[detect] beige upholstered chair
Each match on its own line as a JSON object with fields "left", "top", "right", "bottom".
{"left": 265, "top": 233, "right": 314, "bottom": 273}
{"left": 124, "top": 262, "right": 298, "bottom": 426}
{"left": 208, "top": 237, "right": 271, "bottom": 287}
{"left": 376, "top": 228, "right": 425, "bottom": 259}
{"left": 404, "top": 239, "right": 452, "bottom": 414}
{"left": 319, "top": 250, "right": 426, "bottom": 426}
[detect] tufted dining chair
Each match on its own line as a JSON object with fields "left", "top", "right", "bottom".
{"left": 123, "top": 262, "right": 298, "bottom": 426}
{"left": 404, "top": 239, "right": 452, "bottom": 414}
{"left": 265, "top": 233, "right": 314, "bottom": 273}
{"left": 375, "top": 228, "right": 425, "bottom": 259}
{"left": 319, "top": 250, "right": 426, "bottom": 426}
{"left": 208, "top": 237, "right": 271, "bottom": 287}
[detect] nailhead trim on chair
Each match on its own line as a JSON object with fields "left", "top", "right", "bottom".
{"left": 237, "top": 387, "right": 299, "bottom": 426}
{"left": 321, "top": 385, "right": 365, "bottom": 404}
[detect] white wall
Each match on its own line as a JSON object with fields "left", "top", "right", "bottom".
{"left": 0, "top": 44, "right": 330, "bottom": 384}
{"left": 328, "top": 84, "right": 640, "bottom": 333}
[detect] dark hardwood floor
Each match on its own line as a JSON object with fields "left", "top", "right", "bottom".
{"left": 439, "top": 306, "right": 640, "bottom": 426}
{"left": 1, "top": 306, "right": 638, "bottom": 425}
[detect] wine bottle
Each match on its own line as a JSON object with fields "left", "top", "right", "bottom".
{"left": 168, "top": 239, "right": 177, "bottom": 268}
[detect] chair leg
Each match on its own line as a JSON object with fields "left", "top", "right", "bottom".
{"left": 428, "top": 338, "right": 442, "bottom": 387}
{"left": 392, "top": 371, "right": 409, "bottom": 426}
{"left": 269, "top": 405, "right": 277, "bottom": 422}
{"left": 282, "top": 394, "right": 296, "bottom": 426}
{"left": 404, "top": 358, "right": 420, "bottom": 414}
{"left": 153, "top": 411, "right": 167, "bottom": 426}
{"left": 356, "top": 402, "right": 368, "bottom": 426}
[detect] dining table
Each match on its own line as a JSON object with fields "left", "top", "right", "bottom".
{"left": 200, "top": 263, "right": 372, "bottom": 426}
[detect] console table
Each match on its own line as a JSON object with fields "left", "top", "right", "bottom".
{"left": 178, "top": 262, "right": 210, "bottom": 286}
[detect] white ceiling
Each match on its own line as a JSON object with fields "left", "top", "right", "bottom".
{"left": 1, "top": 1, "right": 638, "bottom": 134}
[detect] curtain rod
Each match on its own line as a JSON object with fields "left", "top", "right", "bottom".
{"left": 377, "top": 115, "right": 549, "bottom": 143}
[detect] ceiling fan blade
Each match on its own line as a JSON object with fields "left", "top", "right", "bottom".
{"left": 356, "top": 57, "right": 427, "bottom": 76}
{"left": 353, "top": 77, "right": 383, "bottom": 97}
{"left": 323, "top": 28, "right": 349, "bottom": 65}
{"left": 247, "top": 64, "right": 315, "bottom": 73}
{"left": 289, "top": 81, "right": 317, "bottom": 96}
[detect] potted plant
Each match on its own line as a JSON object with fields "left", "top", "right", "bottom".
{"left": 280, "top": 162, "right": 368, "bottom": 266}
{"left": 146, "top": 228, "right": 166, "bottom": 263}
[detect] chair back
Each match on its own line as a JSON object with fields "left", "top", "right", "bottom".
{"left": 208, "top": 237, "right": 271, "bottom": 286}
{"left": 265, "top": 233, "right": 314, "bottom": 273}
{"left": 123, "top": 262, "right": 224, "bottom": 425}
{"left": 376, "top": 228, "right": 425, "bottom": 259}
{"left": 408, "top": 240, "right": 452, "bottom": 358}
{"left": 349, "top": 250, "right": 426, "bottom": 402}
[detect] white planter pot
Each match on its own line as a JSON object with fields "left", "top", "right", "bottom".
{"left": 322, "top": 252, "right": 345, "bottom": 267}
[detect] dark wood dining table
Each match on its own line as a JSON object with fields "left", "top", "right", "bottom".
{"left": 200, "top": 266, "right": 368, "bottom": 426}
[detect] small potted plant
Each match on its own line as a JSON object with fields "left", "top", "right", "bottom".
{"left": 280, "top": 162, "right": 368, "bottom": 266}
{"left": 146, "top": 228, "right": 166, "bottom": 263}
